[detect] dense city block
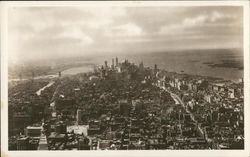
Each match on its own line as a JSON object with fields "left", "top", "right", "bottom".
{"left": 8, "top": 58, "right": 244, "bottom": 150}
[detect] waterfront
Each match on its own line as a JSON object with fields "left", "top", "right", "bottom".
{"left": 54, "top": 49, "right": 243, "bottom": 81}
{"left": 94, "top": 49, "right": 243, "bottom": 81}
{"left": 8, "top": 49, "right": 243, "bottom": 83}
{"left": 61, "top": 66, "right": 93, "bottom": 75}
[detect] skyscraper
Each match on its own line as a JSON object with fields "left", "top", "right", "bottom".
{"left": 105, "top": 61, "right": 108, "bottom": 69}
{"left": 112, "top": 58, "right": 114, "bottom": 69}
{"left": 115, "top": 57, "right": 118, "bottom": 67}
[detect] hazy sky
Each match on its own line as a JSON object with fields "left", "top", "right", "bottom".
{"left": 8, "top": 6, "right": 243, "bottom": 63}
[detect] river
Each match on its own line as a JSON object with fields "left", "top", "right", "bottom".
{"left": 61, "top": 66, "right": 93, "bottom": 75}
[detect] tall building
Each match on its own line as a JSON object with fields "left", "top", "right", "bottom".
{"left": 100, "top": 65, "right": 105, "bottom": 78}
{"left": 105, "top": 61, "right": 108, "bottom": 69}
{"left": 115, "top": 57, "right": 118, "bottom": 67}
{"left": 112, "top": 58, "right": 114, "bottom": 69}
{"left": 154, "top": 64, "right": 158, "bottom": 76}
{"left": 154, "top": 64, "right": 158, "bottom": 71}
{"left": 139, "top": 61, "right": 144, "bottom": 70}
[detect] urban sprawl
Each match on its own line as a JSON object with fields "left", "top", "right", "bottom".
{"left": 8, "top": 57, "right": 244, "bottom": 150}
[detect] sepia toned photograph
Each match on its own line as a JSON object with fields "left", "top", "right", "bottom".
{"left": 1, "top": 1, "right": 250, "bottom": 157}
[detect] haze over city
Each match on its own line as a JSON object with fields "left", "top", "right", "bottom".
{"left": 5, "top": 3, "right": 246, "bottom": 151}
{"left": 8, "top": 6, "right": 243, "bottom": 64}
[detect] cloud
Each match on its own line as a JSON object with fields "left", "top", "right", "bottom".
{"left": 183, "top": 15, "right": 208, "bottom": 26}
{"left": 59, "top": 27, "right": 94, "bottom": 45}
{"left": 8, "top": 6, "right": 243, "bottom": 63}
{"left": 105, "top": 23, "right": 143, "bottom": 37}
{"left": 210, "top": 11, "right": 223, "bottom": 22}
{"left": 158, "top": 8, "right": 242, "bottom": 48}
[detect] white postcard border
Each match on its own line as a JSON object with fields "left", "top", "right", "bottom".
{"left": 1, "top": 1, "right": 249, "bottom": 157}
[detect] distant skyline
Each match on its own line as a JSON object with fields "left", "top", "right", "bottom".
{"left": 8, "top": 6, "right": 243, "bottom": 64}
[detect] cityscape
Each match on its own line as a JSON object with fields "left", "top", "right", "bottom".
{"left": 4, "top": 4, "right": 246, "bottom": 152}
{"left": 8, "top": 57, "right": 244, "bottom": 150}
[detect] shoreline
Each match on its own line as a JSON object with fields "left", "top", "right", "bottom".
{"left": 8, "top": 63, "right": 242, "bottom": 84}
